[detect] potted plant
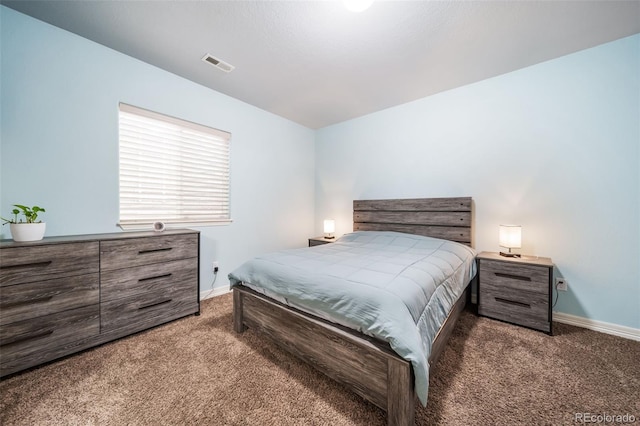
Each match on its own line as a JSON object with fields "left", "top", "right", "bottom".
{"left": 1, "top": 204, "right": 46, "bottom": 242}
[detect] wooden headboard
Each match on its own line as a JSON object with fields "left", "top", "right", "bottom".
{"left": 353, "top": 197, "right": 473, "bottom": 246}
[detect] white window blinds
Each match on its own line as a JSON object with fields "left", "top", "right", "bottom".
{"left": 118, "top": 103, "right": 231, "bottom": 229}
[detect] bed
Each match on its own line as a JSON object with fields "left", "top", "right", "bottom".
{"left": 230, "top": 197, "right": 475, "bottom": 425}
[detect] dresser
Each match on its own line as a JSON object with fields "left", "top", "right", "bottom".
{"left": 477, "top": 252, "right": 553, "bottom": 334}
{"left": 0, "top": 229, "right": 199, "bottom": 376}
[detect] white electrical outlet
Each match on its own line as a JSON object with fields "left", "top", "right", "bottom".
{"left": 212, "top": 261, "right": 219, "bottom": 272}
{"left": 556, "top": 278, "right": 568, "bottom": 292}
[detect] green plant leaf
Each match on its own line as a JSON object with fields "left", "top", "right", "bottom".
{"left": 6, "top": 204, "right": 45, "bottom": 224}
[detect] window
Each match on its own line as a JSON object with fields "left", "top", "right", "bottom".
{"left": 118, "top": 103, "right": 231, "bottom": 229}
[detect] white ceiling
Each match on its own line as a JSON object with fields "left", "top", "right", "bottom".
{"left": 3, "top": 1, "right": 640, "bottom": 129}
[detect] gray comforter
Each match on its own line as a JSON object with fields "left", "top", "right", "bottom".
{"left": 228, "top": 231, "right": 477, "bottom": 405}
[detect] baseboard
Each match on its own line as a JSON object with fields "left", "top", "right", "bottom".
{"left": 200, "top": 284, "right": 231, "bottom": 300}
{"left": 553, "top": 311, "right": 640, "bottom": 342}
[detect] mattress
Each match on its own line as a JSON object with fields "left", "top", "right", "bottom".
{"left": 228, "top": 231, "right": 477, "bottom": 405}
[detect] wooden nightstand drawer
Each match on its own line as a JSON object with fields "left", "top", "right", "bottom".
{"left": 478, "top": 287, "right": 550, "bottom": 332}
{"left": 480, "top": 259, "right": 548, "bottom": 295}
{"left": 308, "top": 236, "right": 335, "bottom": 247}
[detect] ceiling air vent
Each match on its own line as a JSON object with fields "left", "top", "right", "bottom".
{"left": 202, "top": 54, "right": 235, "bottom": 73}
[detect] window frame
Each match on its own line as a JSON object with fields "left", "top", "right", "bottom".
{"left": 117, "top": 103, "right": 232, "bottom": 230}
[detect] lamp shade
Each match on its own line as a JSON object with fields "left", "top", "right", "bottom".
{"left": 323, "top": 219, "right": 335, "bottom": 234}
{"left": 499, "top": 225, "right": 522, "bottom": 249}
{"left": 343, "top": 0, "right": 374, "bottom": 12}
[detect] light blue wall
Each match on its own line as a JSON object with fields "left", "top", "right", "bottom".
{"left": 0, "top": 6, "right": 315, "bottom": 293}
{"left": 316, "top": 35, "right": 640, "bottom": 329}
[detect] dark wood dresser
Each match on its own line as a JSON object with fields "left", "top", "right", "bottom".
{"left": 0, "top": 229, "right": 199, "bottom": 377}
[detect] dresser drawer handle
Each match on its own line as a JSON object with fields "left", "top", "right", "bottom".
{"left": 0, "top": 329, "right": 54, "bottom": 347}
{"left": 494, "top": 272, "right": 531, "bottom": 282}
{"left": 138, "top": 247, "right": 172, "bottom": 255}
{"left": 3, "top": 296, "right": 53, "bottom": 308}
{"left": 138, "top": 273, "right": 172, "bottom": 283}
{"left": 0, "top": 260, "right": 53, "bottom": 270}
{"left": 138, "top": 298, "right": 172, "bottom": 310}
{"left": 494, "top": 297, "right": 531, "bottom": 308}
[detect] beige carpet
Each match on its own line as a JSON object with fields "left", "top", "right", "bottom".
{"left": 1, "top": 293, "right": 638, "bottom": 425}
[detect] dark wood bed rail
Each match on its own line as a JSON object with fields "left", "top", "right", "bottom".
{"left": 233, "top": 286, "right": 415, "bottom": 422}
{"left": 233, "top": 283, "right": 471, "bottom": 425}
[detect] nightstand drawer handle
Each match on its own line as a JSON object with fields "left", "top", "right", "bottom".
{"left": 495, "top": 297, "right": 531, "bottom": 308}
{"left": 494, "top": 272, "right": 531, "bottom": 282}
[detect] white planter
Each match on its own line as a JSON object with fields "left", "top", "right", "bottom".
{"left": 10, "top": 222, "right": 46, "bottom": 242}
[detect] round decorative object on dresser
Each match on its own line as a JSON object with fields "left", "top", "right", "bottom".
{"left": 153, "top": 221, "right": 166, "bottom": 232}
{"left": 9, "top": 222, "right": 46, "bottom": 242}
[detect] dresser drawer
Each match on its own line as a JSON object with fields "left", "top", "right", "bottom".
{"left": 478, "top": 286, "right": 550, "bottom": 333}
{"left": 0, "top": 273, "right": 99, "bottom": 326}
{"left": 480, "top": 259, "right": 550, "bottom": 295}
{"left": 101, "top": 258, "right": 197, "bottom": 303}
{"left": 101, "top": 289, "right": 197, "bottom": 333}
{"left": 0, "top": 304, "right": 100, "bottom": 376}
{"left": 0, "top": 242, "right": 99, "bottom": 287}
{"left": 100, "top": 234, "right": 198, "bottom": 271}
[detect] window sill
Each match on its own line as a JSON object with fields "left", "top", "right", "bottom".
{"left": 117, "top": 220, "right": 233, "bottom": 231}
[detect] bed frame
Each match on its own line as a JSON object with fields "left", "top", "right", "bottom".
{"left": 233, "top": 197, "right": 473, "bottom": 425}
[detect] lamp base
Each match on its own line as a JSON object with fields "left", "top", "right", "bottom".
{"left": 500, "top": 251, "right": 521, "bottom": 258}
{"left": 324, "top": 235, "right": 335, "bottom": 239}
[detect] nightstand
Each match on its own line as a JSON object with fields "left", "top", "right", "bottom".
{"left": 308, "top": 236, "right": 335, "bottom": 247}
{"left": 477, "top": 252, "right": 554, "bottom": 334}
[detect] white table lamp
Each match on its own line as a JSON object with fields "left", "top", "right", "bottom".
{"left": 324, "top": 219, "right": 335, "bottom": 239}
{"left": 499, "top": 225, "right": 521, "bottom": 257}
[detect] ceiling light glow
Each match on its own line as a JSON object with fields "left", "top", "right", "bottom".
{"left": 343, "top": 0, "right": 374, "bottom": 13}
